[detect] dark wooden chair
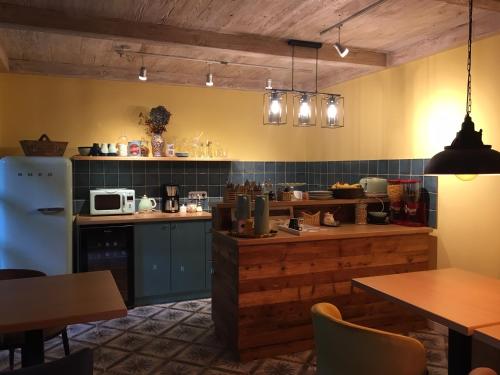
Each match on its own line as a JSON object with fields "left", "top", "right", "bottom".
{"left": 3, "top": 348, "right": 93, "bottom": 375}
{"left": 0, "top": 269, "right": 70, "bottom": 370}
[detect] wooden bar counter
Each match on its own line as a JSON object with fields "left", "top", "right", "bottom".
{"left": 212, "top": 223, "right": 436, "bottom": 361}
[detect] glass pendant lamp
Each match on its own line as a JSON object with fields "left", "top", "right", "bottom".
{"left": 293, "top": 92, "right": 317, "bottom": 127}
{"left": 320, "top": 94, "right": 344, "bottom": 128}
{"left": 263, "top": 90, "right": 287, "bottom": 125}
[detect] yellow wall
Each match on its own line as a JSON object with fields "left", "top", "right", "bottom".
{"left": 1, "top": 35, "right": 499, "bottom": 277}
{"left": 320, "top": 35, "right": 500, "bottom": 278}
{"left": 0, "top": 75, "right": 309, "bottom": 160}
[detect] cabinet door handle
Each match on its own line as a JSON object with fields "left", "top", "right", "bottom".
{"left": 38, "top": 207, "right": 64, "bottom": 214}
{"left": 171, "top": 224, "right": 176, "bottom": 230}
{"left": 180, "top": 265, "right": 184, "bottom": 272}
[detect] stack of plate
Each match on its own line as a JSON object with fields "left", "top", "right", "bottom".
{"left": 308, "top": 190, "right": 333, "bottom": 200}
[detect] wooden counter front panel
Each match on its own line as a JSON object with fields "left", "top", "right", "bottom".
{"left": 213, "top": 232, "right": 434, "bottom": 361}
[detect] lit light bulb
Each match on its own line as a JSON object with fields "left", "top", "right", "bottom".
{"left": 455, "top": 174, "right": 477, "bottom": 181}
{"left": 270, "top": 99, "right": 281, "bottom": 115}
{"left": 268, "top": 91, "right": 282, "bottom": 123}
{"left": 326, "top": 97, "right": 338, "bottom": 125}
{"left": 298, "top": 94, "right": 311, "bottom": 124}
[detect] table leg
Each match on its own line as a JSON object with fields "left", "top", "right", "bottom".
{"left": 448, "top": 328, "right": 472, "bottom": 375}
{"left": 22, "top": 329, "right": 44, "bottom": 367}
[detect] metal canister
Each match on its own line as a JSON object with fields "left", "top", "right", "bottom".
{"left": 254, "top": 195, "right": 270, "bottom": 235}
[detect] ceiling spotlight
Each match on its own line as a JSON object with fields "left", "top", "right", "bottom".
{"left": 138, "top": 56, "right": 147, "bottom": 81}
{"left": 334, "top": 26, "right": 349, "bottom": 58}
{"left": 265, "top": 78, "right": 273, "bottom": 90}
{"left": 206, "top": 73, "right": 214, "bottom": 87}
{"left": 333, "top": 43, "right": 349, "bottom": 58}
{"left": 138, "top": 66, "right": 147, "bottom": 81}
{"left": 206, "top": 64, "right": 214, "bottom": 87}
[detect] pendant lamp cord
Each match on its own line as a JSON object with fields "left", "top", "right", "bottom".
{"left": 466, "top": 0, "right": 473, "bottom": 115}
{"left": 315, "top": 48, "right": 319, "bottom": 93}
{"left": 291, "top": 45, "right": 295, "bottom": 91}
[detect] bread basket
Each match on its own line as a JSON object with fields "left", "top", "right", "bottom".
{"left": 20, "top": 134, "right": 67, "bottom": 156}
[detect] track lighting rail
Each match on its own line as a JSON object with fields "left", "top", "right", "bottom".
{"left": 114, "top": 46, "right": 312, "bottom": 73}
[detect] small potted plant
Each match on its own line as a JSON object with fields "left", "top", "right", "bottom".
{"left": 139, "top": 105, "right": 172, "bottom": 157}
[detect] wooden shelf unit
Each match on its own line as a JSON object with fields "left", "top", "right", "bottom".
{"left": 215, "top": 198, "right": 388, "bottom": 209}
{"left": 71, "top": 155, "right": 235, "bottom": 162}
{"left": 213, "top": 198, "right": 389, "bottom": 230}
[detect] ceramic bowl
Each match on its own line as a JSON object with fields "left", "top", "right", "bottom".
{"left": 78, "top": 147, "right": 92, "bottom": 156}
{"left": 368, "top": 211, "right": 388, "bottom": 224}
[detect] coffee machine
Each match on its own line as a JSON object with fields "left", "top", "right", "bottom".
{"left": 162, "top": 184, "right": 180, "bottom": 213}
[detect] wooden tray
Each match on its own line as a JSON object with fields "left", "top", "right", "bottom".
{"left": 229, "top": 230, "right": 277, "bottom": 238}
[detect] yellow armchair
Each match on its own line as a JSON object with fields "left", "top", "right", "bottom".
{"left": 311, "top": 302, "right": 427, "bottom": 375}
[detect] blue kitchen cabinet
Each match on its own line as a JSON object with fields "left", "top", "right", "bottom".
{"left": 134, "top": 223, "right": 171, "bottom": 299}
{"left": 170, "top": 221, "right": 206, "bottom": 293}
{"left": 205, "top": 221, "right": 213, "bottom": 289}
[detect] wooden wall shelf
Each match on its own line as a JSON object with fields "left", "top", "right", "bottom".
{"left": 215, "top": 198, "right": 388, "bottom": 209}
{"left": 71, "top": 155, "right": 235, "bottom": 162}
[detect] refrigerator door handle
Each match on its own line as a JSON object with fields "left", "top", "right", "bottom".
{"left": 37, "top": 207, "right": 65, "bottom": 214}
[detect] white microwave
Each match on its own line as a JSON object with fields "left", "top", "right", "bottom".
{"left": 90, "top": 189, "right": 135, "bottom": 215}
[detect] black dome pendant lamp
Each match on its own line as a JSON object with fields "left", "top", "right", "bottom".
{"left": 424, "top": 0, "right": 500, "bottom": 178}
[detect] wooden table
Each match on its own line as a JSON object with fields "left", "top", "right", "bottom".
{"left": 0, "top": 271, "right": 127, "bottom": 367}
{"left": 474, "top": 324, "right": 500, "bottom": 350}
{"left": 352, "top": 268, "right": 500, "bottom": 375}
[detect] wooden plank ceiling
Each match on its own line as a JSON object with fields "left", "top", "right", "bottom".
{"left": 0, "top": 0, "right": 499, "bottom": 91}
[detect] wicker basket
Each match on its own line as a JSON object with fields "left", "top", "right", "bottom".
{"left": 278, "top": 191, "right": 293, "bottom": 201}
{"left": 301, "top": 211, "right": 321, "bottom": 226}
{"left": 223, "top": 189, "right": 238, "bottom": 203}
{"left": 20, "top": 134, "right": 67, "bottom": 156}
{"left": 223, "top": 185, "right": 262, "bottom": 203}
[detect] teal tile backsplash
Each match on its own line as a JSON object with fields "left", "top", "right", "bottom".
{"left": 72, "top": 158, "right": 438, "bottom": 228}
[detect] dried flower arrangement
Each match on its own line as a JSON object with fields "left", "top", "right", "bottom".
{"left": 139, "top": 105, "right": 172, "bottom": 135}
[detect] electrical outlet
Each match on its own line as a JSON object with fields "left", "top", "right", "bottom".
{"left": 188, "top": 191, "right": 208, "bottom": 200}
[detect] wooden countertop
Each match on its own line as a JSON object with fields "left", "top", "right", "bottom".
{"left": 76, "top": 211, "right": 212, "bottom": 225}
{"left": 214, "top": 224, "right": 432, "bottom": 245}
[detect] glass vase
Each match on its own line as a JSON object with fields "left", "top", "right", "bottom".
{"left": 151, "top": 133, "right": 164, "bottom": 157}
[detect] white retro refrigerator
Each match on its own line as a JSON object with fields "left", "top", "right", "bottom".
{"left": 0, "top": 156, "right": 72, "bottom": 275}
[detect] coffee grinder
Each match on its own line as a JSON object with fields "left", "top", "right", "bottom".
{"left": 162, "top": 184, "right": 180, "bottom": 213}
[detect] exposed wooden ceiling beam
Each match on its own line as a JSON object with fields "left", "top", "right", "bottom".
{"left": 0, "top": 3, "right": 386, "bottom": 68}
{"left": 0, "top": 40, "right": 8, "bottom": 72}
{"left": 388, "top": 11, "right": 500, "bottom": 66}
{"left": 435, "top": 0, "right": 500, "bottom": 12}
{"left": 8, "top": 59, "right": 281, "bottom": 90}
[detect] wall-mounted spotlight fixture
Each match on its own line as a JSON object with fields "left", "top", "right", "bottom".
{"left": 206, "top": 64, "right": 214, "bottom": 87}
{"left": 333, "top": 26, "right": 349, "bottom": 58}
{"left": 265, "top": 78, "right": 273, "bottom": 90}
{"left": 138, "top": 56, "right": 147, "bottom": 81}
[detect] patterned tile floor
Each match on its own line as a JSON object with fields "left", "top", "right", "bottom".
{"left": 0, "top": 298, "right": 448, "bottom": 374}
